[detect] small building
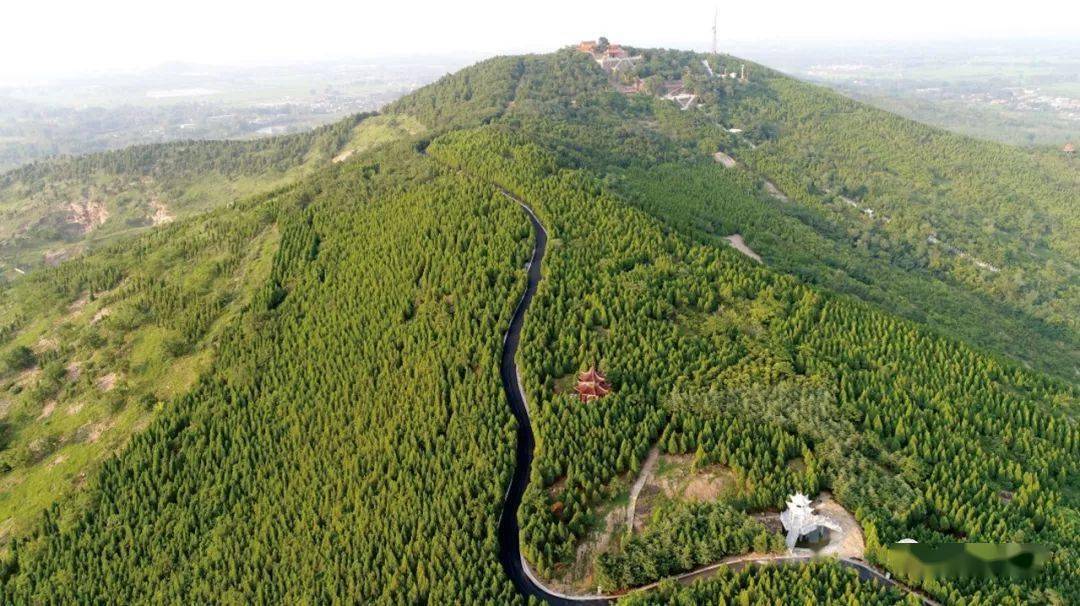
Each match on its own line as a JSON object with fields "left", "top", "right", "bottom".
{"left": 780, "top": 492, "right": 841, "bottom": 551}
{"left": 575, "top": 366, "right": 611, "bottom": 403}
{"left": 578, "top": 39, "right": 642, "bottom": 73}
{"left": 1065, "top": 142, "right": 1075, "bottom": 156}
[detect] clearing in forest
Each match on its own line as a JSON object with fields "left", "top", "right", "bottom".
{"left": 632, "top": 453, "right": 736, "bottom": 532}
{"left": 724, "top": 234, "right": 762, "bottom": 263}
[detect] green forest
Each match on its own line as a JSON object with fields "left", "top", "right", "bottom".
{"left": 0, "top": 44, "right": 1074, "bottom": 604}
{"left": 0, "top": 114, "right": 370, "bottom": 279}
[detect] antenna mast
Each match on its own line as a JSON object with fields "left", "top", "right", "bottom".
{"left": 711, "top": 8, "right": 718, "bottom": 54}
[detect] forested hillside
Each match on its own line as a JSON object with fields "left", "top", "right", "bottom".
{"left": 721, "top": 72, "right": 1078, "bottom": 333}
{"left": 0, "top": 44, "right": 1074, "bottom": 605}
{"left": 431, "top": 128, "right": 1077, "bottom": 604}
{"left": 0, "top": 113, "right": 371, "bottom": 279}
{"left": 0, "top": 146, "right": 529, "bottom": 602}
{"left": 407, "top": 48, "right": 1077, "bottom": 381}
{"left": 621, "top": 561, "right": 915, "bottom": 605}
{"left": 0, "top": 189, "right": 280, "bottom": 542}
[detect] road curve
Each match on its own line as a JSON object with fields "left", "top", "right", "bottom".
{"left": 497, "top": 192, "right": 611, "bottom": 605}
{"left": 495, "top": 191, "right": 935, "bottom": 606}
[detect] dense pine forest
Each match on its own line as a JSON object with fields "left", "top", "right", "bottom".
{"left": 0, "top": 44, "right": 1074, "bottom": 604}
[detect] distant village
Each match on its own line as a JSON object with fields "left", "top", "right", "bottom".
{"left": 576, "top": 38, "right": 748, "bottom": 110}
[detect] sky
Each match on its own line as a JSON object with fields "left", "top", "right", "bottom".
{"left": 3, "top": 0, "right": 1079, "bottom": 81}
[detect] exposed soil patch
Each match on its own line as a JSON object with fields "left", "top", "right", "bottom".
{"left": 633, "top": 453, "right": 736, "bottom": 531}
{"left": 763, "top": 180, "right": 789, "bottom": 202}
{"left": 806, "top": 492, "right": 864, "bottom": 559}
{"left": 67, "top": 199, "right": 109, "bottom": 234}
{"left": 66, "top": 294, "right": 89, "bottom": 314}
{"left": 96, "top": 372, "right": 118, "bottom": 392}
{"left": 66, "top": 401, "right": 85, "bottom": 416}
{"left": 14, "top": 368, "right": 41, "bottom": 388}
{"left": 332, "top": 149, "right": 355, "bottom": 164}
{"left": 37, "top": 400, "right": 57, "bottom": 420}
{"left": 713, "top": 151, "right": 737, "bottom": 168}
{"left": 149, "top": 199, "right": 174, "bottom": 226}
{"left": 681, "top": 469, "right": 734, "bottom": 501}
{"left": 78, "top": 420, "right": 112, "bottom": 444}
{"left": 91, "top": 308, "right": 111, "bottom": 325}
{"left": 34, "top": 337, "right": 59, "bottom": 353}
{"left": 44, "top": 248, "right": 73, "bottom": 267}
{"left": 46, "top": 454, "right": 66, "bottom": 469}
{"left": 724, "top": 234, "right": 762, "bottom": 263}
{"left": 66, "top": 362, "right": 81, "bottom": 382}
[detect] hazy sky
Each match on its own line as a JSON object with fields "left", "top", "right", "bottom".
{"left": 4, "top": 0, "right": 1078, "bottom": 80}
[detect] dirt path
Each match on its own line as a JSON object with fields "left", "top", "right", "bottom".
{"left": 724, "top": 234, "right": 762, "bottom": 263}
{"left": 763, "top": 180, "right": 789, "bottom": 202}
{"left": 625, "top": 447, "right": 659, "bottom": 533}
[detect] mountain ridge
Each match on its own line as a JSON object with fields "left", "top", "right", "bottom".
{"left": 0, "top": 44, "right": 1074, "bottom": 604}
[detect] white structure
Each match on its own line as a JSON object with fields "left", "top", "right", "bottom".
{"left": 780, "top": 492, "right": 841, "bottom": 550}
{"left": 661, "top": 83, "right": 699, "bottom": 111}
{"left": 597, "top": 55, "right": 641, "bottom": 72}
{"left": 701, "top": 58, "right": 715, "bottom": 78}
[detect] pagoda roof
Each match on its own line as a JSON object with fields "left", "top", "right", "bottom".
{"left": 579, "top": 367, "right": 608, "bottom": 383}
{"left": 577, "top": 383, "right": 609, "bottom": 397}
{"left": 575, "top": 366, "right": 612, "bottom": 402}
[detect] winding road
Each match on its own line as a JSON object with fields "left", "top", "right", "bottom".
{"left": 497, "top": 193, "right": 609, "bottom": 605}
{"left": 495, "top": 191, "right": 937, "bottom": 606}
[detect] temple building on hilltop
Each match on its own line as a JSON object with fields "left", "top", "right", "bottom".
{"left": 575, "top": 366, "right": 611, "bottom": 403}
{"left": 576, "top": 39, "right": 642, "bottom": 73}
{"left": 577, "top": 40, "right": 598, "bottom": 53}
{"left": 1064, "top": 142, "right": 1075, "bottom": 157}
{"left": 780, "top": 492, "right": 841, "bottom": 551}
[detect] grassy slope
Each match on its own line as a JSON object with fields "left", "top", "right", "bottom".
{"left": 0, "top": 197, "right": 280, "bottom": 544}
{"left": 0, "top": 113, "right": 371, "bottom": 279}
